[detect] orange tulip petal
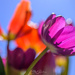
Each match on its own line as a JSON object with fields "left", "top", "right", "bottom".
{"left": 16, "top": 28, "right": 46, "bottom": 53}
{"left": 16, "top": 24, "right": 32, "bottom": 38}
{"left": 8, "top": 0, "right": 31, "bottom": 35}
{"left": 0, "top": 26, "right": 3, "bottom": 35}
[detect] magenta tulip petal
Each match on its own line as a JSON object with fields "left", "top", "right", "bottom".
{"left": 48, "top": 16, "right": 65, "bottom": 38}
{"left": 38, "top": 21, "right": 44, "bottom": 36}
{"left": 58, "top": 36, "right": 75, "bottom": 48}
{"left": 44, "top": 13, "right": 56, "bottom": 25}
{"left": 54, "top": 26, "right": 75, "bottom": 44}
{"left": 57, "top": 47, "right": 75, "bottom": 56}
{"left": 33, "top": 51, "right": 55, "bottom": 75}
{"left": 42, "top": 14, "right": 56, "bottom": 38}
{"left": 2, "top": 58, "right": 6, "bottom": 67}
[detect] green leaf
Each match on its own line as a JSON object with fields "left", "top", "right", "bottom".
{"left": 0, "top": 56, "right": 5, "bottom": 75}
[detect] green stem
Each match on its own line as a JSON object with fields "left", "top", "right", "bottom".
{"left": 6, "top": 61, "right": 9, "bottom": 75}
{"left": 6, "top": 32, "right": 10, "bottom": 75}
{"left": 24, "top": 47, "right": 49, "bottom": 75}
{"left": 61, "top": 57, "right": 69, "bottom": 75}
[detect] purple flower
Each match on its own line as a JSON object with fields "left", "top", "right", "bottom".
{"left": 33, "top": 51, "right": 55, "bottom": 75}
{"left": 39, "top": 13, "right": 75, "bottom": 56}
{"left": 8, "top": 48, "right": 36, "bottom": 70}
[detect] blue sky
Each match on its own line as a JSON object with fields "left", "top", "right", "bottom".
{"left": 0, "top": 0, "right": 75, "bottom": 75}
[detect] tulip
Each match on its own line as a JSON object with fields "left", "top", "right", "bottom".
{"left": 8, "top": 0, "right": 32, "bottom": 38}
{"left": 38, "top": 13, "right": 75, "bottom": 56}
{"left": 8, "top": 47, "right": 36, "bottom": 70}
{"left": 0, "top": 0, "right": 32, "bottom": 41}
{"left": 32, "top": 51, "right": 55, "bottom": 75}
{"left": 16, "top": 22, "right": 46, "bottom": 53}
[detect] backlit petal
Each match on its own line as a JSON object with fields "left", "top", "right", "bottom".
{"left": 49, "top": 16, "right": 65, "bottom": 38}
{"left": 8, "top": 0, "right": 31, "bottom": 35}
{"left": 16, "top": 28, "right": 46, "bottom": 53}
{"left": 53, "top": 26, "right": 75, "bottom": 44}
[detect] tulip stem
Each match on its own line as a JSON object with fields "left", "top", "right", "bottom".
{"left": 61, "top": 57, "right": 69, "bottom": 75}
{"left": 24, "top": 47, "right": 49, "bottom": 75}
{"left": 6, "top": 32, "right": 10, "bottom": 75}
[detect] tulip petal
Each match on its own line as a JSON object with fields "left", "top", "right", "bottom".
{"left": 58, "top": 36, "right": 75, "bottom": 48}
{"left": 16, "top": 28, "right": 46, "bottom": 53}
{"left": 53, "top": 26, "right": 75, "bottom": 44}
{"left": 33, "top": 51, "right": 55, "bottom": 75}
{"left": 0, "top": 26, "right": 3, "bottom": 35}
{"left": 57, "top": 47, "right": 75, "bottom": 56}
{"left": 8, "top": 47, "right": 36, "bottom": 70}
{"left": 44, "top": 13, "right": 56, "bottom": 25}
{"left": 23, "top": 48, "right": 36, "bottom": 69}
{"left": 2, "top": 58, "right": 6, "bottom": 67}
{"left": 38, "top": 21, "right": 44, "bottom": 36}
{"left": 48, "top": 16, "right": 66, "bottom": 38}
{"left": 42, "top": 14, "right": 56, "bottom": 38}
{"left": 8, "top": 0, "right": 31, "bottom": 35}
{"left": 16, "top": 24, "right": 32, "bottom": 38}
{"left": 8, "top": 48, "right": 25, "bottom": 70}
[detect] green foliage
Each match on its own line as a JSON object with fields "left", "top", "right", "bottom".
{"left": 0, "top": 56, "right": 5, "bottom": 75}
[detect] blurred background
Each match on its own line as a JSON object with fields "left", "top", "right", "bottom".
{"left": 0, "top": 0, "right": 75, "bottom": 75}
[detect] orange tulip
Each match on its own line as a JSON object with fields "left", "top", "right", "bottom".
{"left": 16, "top": 24, "right": 46, "bottom": 53}
{"left": 7, "top": 0, "right": 46, "bottom": 53}
{"left": 8, "top": 0, "right": 31, "bottom": 37}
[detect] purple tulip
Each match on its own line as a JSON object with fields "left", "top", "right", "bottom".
{"left": 8, "top": 48, "right": 36, "bottom": 70}
{"left": 33, "top": 51, "right": 55, "bottom": 75}
{"left": 39, "top": 13, "right": 75, "bottom": 56}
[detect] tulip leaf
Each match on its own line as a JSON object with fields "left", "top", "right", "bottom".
{"left": 0, "top": 56, "right": 5, "bottom": 75}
